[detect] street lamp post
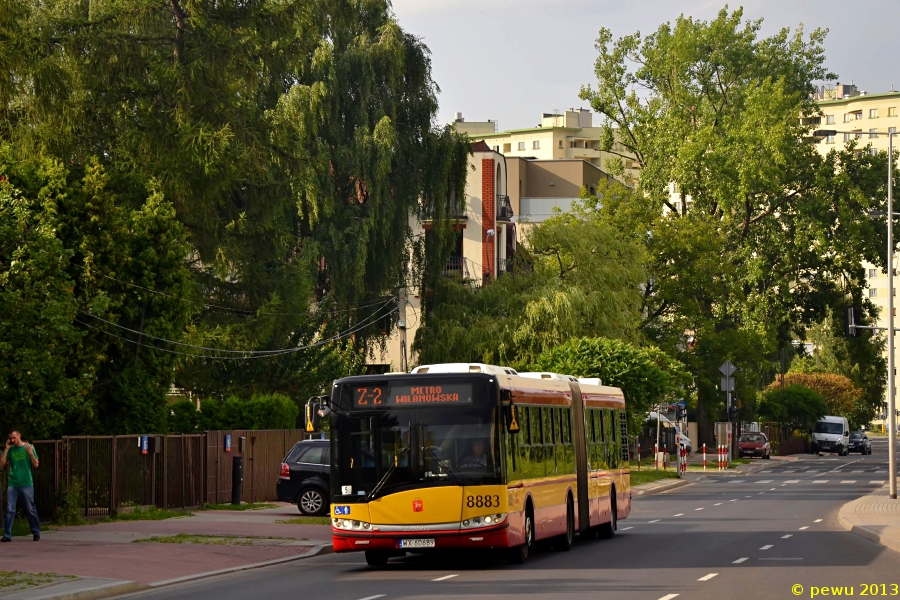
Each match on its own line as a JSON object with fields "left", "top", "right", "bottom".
{"left": 814, "top": 129, "right": 897, "bottom": 499}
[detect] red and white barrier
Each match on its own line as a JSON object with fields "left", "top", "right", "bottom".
{"left": 654, "top": 443, "right": 659, "bottom": 469}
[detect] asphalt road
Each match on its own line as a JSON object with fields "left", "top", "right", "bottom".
{"left": 121, "top": 438, "right": 900, "bottom": 600}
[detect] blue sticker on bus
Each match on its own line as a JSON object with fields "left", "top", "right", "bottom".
{"left": 334, "top": 506, "right": 351, "bottom": 515}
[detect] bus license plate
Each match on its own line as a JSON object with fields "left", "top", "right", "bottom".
{"left": 399, "top": 538, "right": 435, "bottom": 549}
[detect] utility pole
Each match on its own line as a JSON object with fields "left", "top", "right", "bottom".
{"left": 398, "top": 287, "right": 408, "bottom": 373}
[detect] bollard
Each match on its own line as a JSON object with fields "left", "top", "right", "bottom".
{"left": 663, "top": 444, "right": 668, "bottom": 470}
{"left": 637, "top": 443, "right": 641, "bottom": 470}
{"left": 231, "top": 455, "right": 244, "bottom": 505}
{"left": 703, "top": 443, "right": 707, "bottom": 471}
{"left": 654, "top": 443, "right": 659, "bottom": 469}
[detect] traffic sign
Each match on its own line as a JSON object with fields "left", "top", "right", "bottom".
{"left": 720, "top": 378, "right": 735, "bottom": 392}
{"left": 719, "top": 360, "right": 736, "bottom": 377}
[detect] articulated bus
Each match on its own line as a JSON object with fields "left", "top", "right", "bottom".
{"left": 317, "top": 362, "right": 631, "bottom": 566}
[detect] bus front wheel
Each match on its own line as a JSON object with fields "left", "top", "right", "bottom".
{"left": 508, "top": 506, "right": 535, "bottom": 564}
{"left": 365, "top": 550, "right": 390, "bottom": 567}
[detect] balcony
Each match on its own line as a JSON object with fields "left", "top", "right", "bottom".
{"left": 423, "top": 201, "right": 467, "bottom": 222}
{"left": 497, "top": 195, "right": 514, "bottom": 221}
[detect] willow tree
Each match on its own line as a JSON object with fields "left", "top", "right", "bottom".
{"left": 0, "top": 0, "right": 468, "bottom": 431}
{"left": 579, "top": 7, "right": 891, "bottom": 441}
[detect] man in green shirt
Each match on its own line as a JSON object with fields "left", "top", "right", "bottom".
{"left": 1, "top": 430, "right": 40, "bottom": 541}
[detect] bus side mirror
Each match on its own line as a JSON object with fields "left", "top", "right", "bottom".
{"left": 504, "top": 403, "right": 520, "bottom": 434}
{"left": 305, "top": 399, "right": 322, "bottom": 433}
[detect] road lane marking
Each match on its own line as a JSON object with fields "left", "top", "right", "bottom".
{"left": 673, "top": 513, "right": 684, "bottom": 517}
{"left": 770, "top": 488, "right": 776, "bottom": 491}
{"left": 799, "top": 526, "right": 809, "bottom": 530}
{"left": 760, "top": 545, "right": 773, "bottom": 550}
{"left": 785, "top": 480, "right": 800, "bottom": 483}
{"left": 841, "top": 480, "right": 857, "bottom": 484}
{"left": 812, "top": 480, "right": 829, "bottom": 484}
{"left": 649, "top": 519, "right": 660, "bottom": 523}
{"left": 758, "top": 480, "right": 773, "bottom": 483}
{"left": 620, "top": 527, "right": 633, "bottom": 531}
{"left": 814, "top": 519, "right": 822, "bottom": 523}
{"left": 782, "top": 534, "right": 793, "bottom": 539}
{"left": 745, "top": 495, "right": 752, "bottom": 498}
{"left": 877, "top": 470, "right": 887, "bottom": 473}
{"left": 730, "top": 499, "right": 738, "bottom": 501}
{"left": 359, "top": 596, "right": 386, "bottom": 600}
{"left": 657, "top": 595, "right": 679, "bottom": 600}
{"left": 714, "top": 503, "right": 722, "bottom": 506}
{"left": 432, "top": 575, "right": 458, "bottom": 581}
{"left": 695, "top": 507, "right": 704, "bottom": 511}
{"left": 852, "top": 470, "right": 863, "bottom": 473}
{"left": 698, "top": 573, "right": 719, "bottom": 581}
{"left": 871, "top": 480, "right": 886, "bottom": 484}
{"left": 733, "top": 557, "right": 749, "bottom": 564}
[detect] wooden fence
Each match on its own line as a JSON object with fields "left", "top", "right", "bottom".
{"left": 1, "top": 429, "right": 321, "bottom": 523}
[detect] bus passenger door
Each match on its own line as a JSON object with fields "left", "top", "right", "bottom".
{"left": 568, "top": 382, "right": 590, "bottom": 533}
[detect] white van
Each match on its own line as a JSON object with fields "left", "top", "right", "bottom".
{"left": 812, "top": 416, "right": 851, "bottom": 456}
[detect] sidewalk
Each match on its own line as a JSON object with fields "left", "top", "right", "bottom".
{"left": 0, "top": 504, "right": 332, "bottom": 600}
{"left": 838, "top": 483, "right": 900, "bottom": 554}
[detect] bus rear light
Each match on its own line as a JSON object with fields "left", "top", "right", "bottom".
{"left": 279, "top": 463, "right": 290, "bottom": 479}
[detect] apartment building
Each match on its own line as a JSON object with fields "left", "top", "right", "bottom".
{"left": 810, "top": 84, "right": 900, "bottom": 426}
{"left": 460, "top": 108, "right": 641, "bottom": 181}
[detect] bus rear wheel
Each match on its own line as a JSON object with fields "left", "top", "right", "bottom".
{"left": 555, "top": 496, "right": 575, "bottom": 551}
{"left": 365, "top": 550, "right": 390, "bottom": 567}
{"left": 508, "top": 506, "right": 535, "bottom": 564}
{"left": 599, "top": 491, "right": 617, "bottom": 540}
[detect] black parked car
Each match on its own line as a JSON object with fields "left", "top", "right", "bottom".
{"left": 277, "top": 439, "right": 330, "bottom": 516}
{"left": 848, "top": 431, "right": 872, "bottom": 455}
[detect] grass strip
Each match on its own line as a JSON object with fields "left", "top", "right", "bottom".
{"left": 102, "top": 506, "right": 193, "bottom": 522}
{"left": 275, "top": 516, "right": 332, "bottom": 525}
{"left": 201, "top": 502, "right": 278, "bottom": 511}
{"left": 0, "top": 571, "right": 75, "bottom": 592}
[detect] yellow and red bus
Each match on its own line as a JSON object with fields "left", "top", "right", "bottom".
{"left": 319, "top": 362, "right": 631, "bottom": 566}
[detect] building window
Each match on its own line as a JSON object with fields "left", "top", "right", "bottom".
{"left": 870, "top": 128, "right": 879, "bottom": 139}
{"left": 517, "top": 142, "right": 525, "bottom": 151}
{"left": 870, "top": 268, "right": 879, "bottom": 278}
{"left": 870, "top": 288, "right": 878, "bottom": 298}
{"left": 532, "top": 140, "right": 540, "bottom": 150}
{"left": 503, "top": 143, "right": 511, "bottom": 153}
{"left": 558, "top": 140, "right": 563, "bottom": 149}
{"left": 493, "top": 146, "right": 499, "bottom": 152}
{"left": 826, "top": 135, "right": 835, "bottom": 144}
{"left": 890, "top": 107, "right": 898, "bottom": 117}
{"left": 871, "top": 147, "right": 879, "bottom": 156}
{"left": 826, "top": 115, "right": 835, "bottom": 125}
{"left": 870, "top": 108, "right": 879, "bottom": 118}
{"left": 890, "top": 127, "right": 898, "bottom": 134}
{"left": 844, "top": 133, "right": 851, "bottom": 142}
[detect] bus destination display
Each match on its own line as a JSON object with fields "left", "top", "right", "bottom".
{"left": 352, "top": 384, "right": 474, "bottom": 408}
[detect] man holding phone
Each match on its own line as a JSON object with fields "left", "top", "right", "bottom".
{"left": 1, "top": 430, "right": 41, "bottom": 542}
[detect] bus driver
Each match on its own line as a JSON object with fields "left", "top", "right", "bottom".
{"left": 459, "top": 440, "right": 488, "bottom": 468}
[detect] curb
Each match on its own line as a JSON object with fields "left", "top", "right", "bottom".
{"left": 632, "top": 478, "right": 692, "bottom": 496}
{"left": 837, "top": 485, "right": 900, "bottom": 556}
{"left": 10, "top": 544, "right": 333, "bottom": 600}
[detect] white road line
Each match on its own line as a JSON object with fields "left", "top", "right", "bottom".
{"left": 745, "top": 495, "right": 752, "bottom": 498}
{"left": 785, "top": 480, "right": 800, "bottom": 483}
{"left": 852, "top": 470, "right": 863, "bottom": 473}
{"left": 877, "top": 470, "right": 887, "bottom": 473}
{"left": 714, "top": 503, "right": 722, "bottom": 506}
{"left": 649, "top": 519, "right": 660, "bottom": 523}
{"left": 758, "top": 480, "right": 773, "bottom": 483}
{"left": 730, "top": 499, "right": 738, "bottom": 501}
{"left": 841, "top": 480, "right": 857, "bottom": 484}
{"left": 695, "top": 507, "right": 704, "bottom": 511}
{"left": 870, "top": 480, "right": 886, "bottom": 484}
{"left": 770, "top": 488, "right": 776, "bottom": 491}
{"left": 814, "top": 519, "right": 823, "bottom": 523}
{"left": 673, "top": 513, "right": 684, "bottom": 517}
{"left": 733, "top": 557, "right": 749, "bottom": 564}
{"left": 760, "top": 545, "right": 773, "bottom": 550}
{"left": 657, "top": 595, "right": 680, "bottom": 600}
{"left": 698, "top": 573, "right": 719, "bottom": 581}
{"left": 359, "top": 596, "right": 386, "bottom": 600}
{"left": 782, "top": 534, "right": 793, "bottom": 539}
{"left": 432, "top": 575, "right": 458, "bottom": 582}
{"left": 812, "top": 480, "right": 829, "bottom": 484}
{"left": 799, "top": 526, "right": 809, "bottom": 530}
{"left": 620, "top": 527, "right": 633, "bottom": 531}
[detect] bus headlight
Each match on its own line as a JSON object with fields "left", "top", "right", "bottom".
{"left": 461, "top": 514, "right": 506, "bottom": 529}
{"left": 332, "top": 519, "right": 372, "bottom": 531}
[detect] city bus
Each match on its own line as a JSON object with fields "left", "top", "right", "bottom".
{"left": 312, "top": 363, "right": 631, "bottom": 566}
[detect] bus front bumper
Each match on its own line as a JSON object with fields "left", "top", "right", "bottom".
{"left": 332, "top": 523, "right": 512, "bottom": 553}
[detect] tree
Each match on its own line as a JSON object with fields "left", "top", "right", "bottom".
{"left": 199, "top": 394, "right": 299, "bottom": 430}
{"left": 414, "top": 201, "right": 646, "bottom": 368}
{"left": 758, "top": 385, "right": 828, "bottom": 433}
{"left": 579, "top": 8, "right": 891, "bottom": 443}
{"left": 535, "top": 337, "right": 691, "bottom": 435}
{"left": 1, "top": 0, "right": 469, "bottom": 431}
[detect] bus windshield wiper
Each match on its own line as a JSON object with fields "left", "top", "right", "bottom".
{"left": 424, "top": 446, "right": 462, "bottom": 487}
{"left": 367, "top": 447, "right": 409, "bottom": 502}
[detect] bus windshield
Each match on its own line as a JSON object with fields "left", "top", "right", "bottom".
{"left": 331, "top": 378, "right": 502, "bottom": 502}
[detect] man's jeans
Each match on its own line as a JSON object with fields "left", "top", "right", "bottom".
{"left": 3, "top": 486, "right": 40, "bottom": 538}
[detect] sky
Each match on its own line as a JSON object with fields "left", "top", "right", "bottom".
{"left": 390, "top": 0, "right": 900, "bottom": 131}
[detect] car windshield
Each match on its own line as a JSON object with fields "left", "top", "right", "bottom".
{"left": 740, "top": 434, "right": 764, "bottom": 443}
{"left": 814, "top": 422, "right": 844, "bottom": 434}
{"left": 850, "top": 432, "right": 863, "bottom": 439}
{"left": 332, "top": 378, "right": 502, "bottom": 502}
